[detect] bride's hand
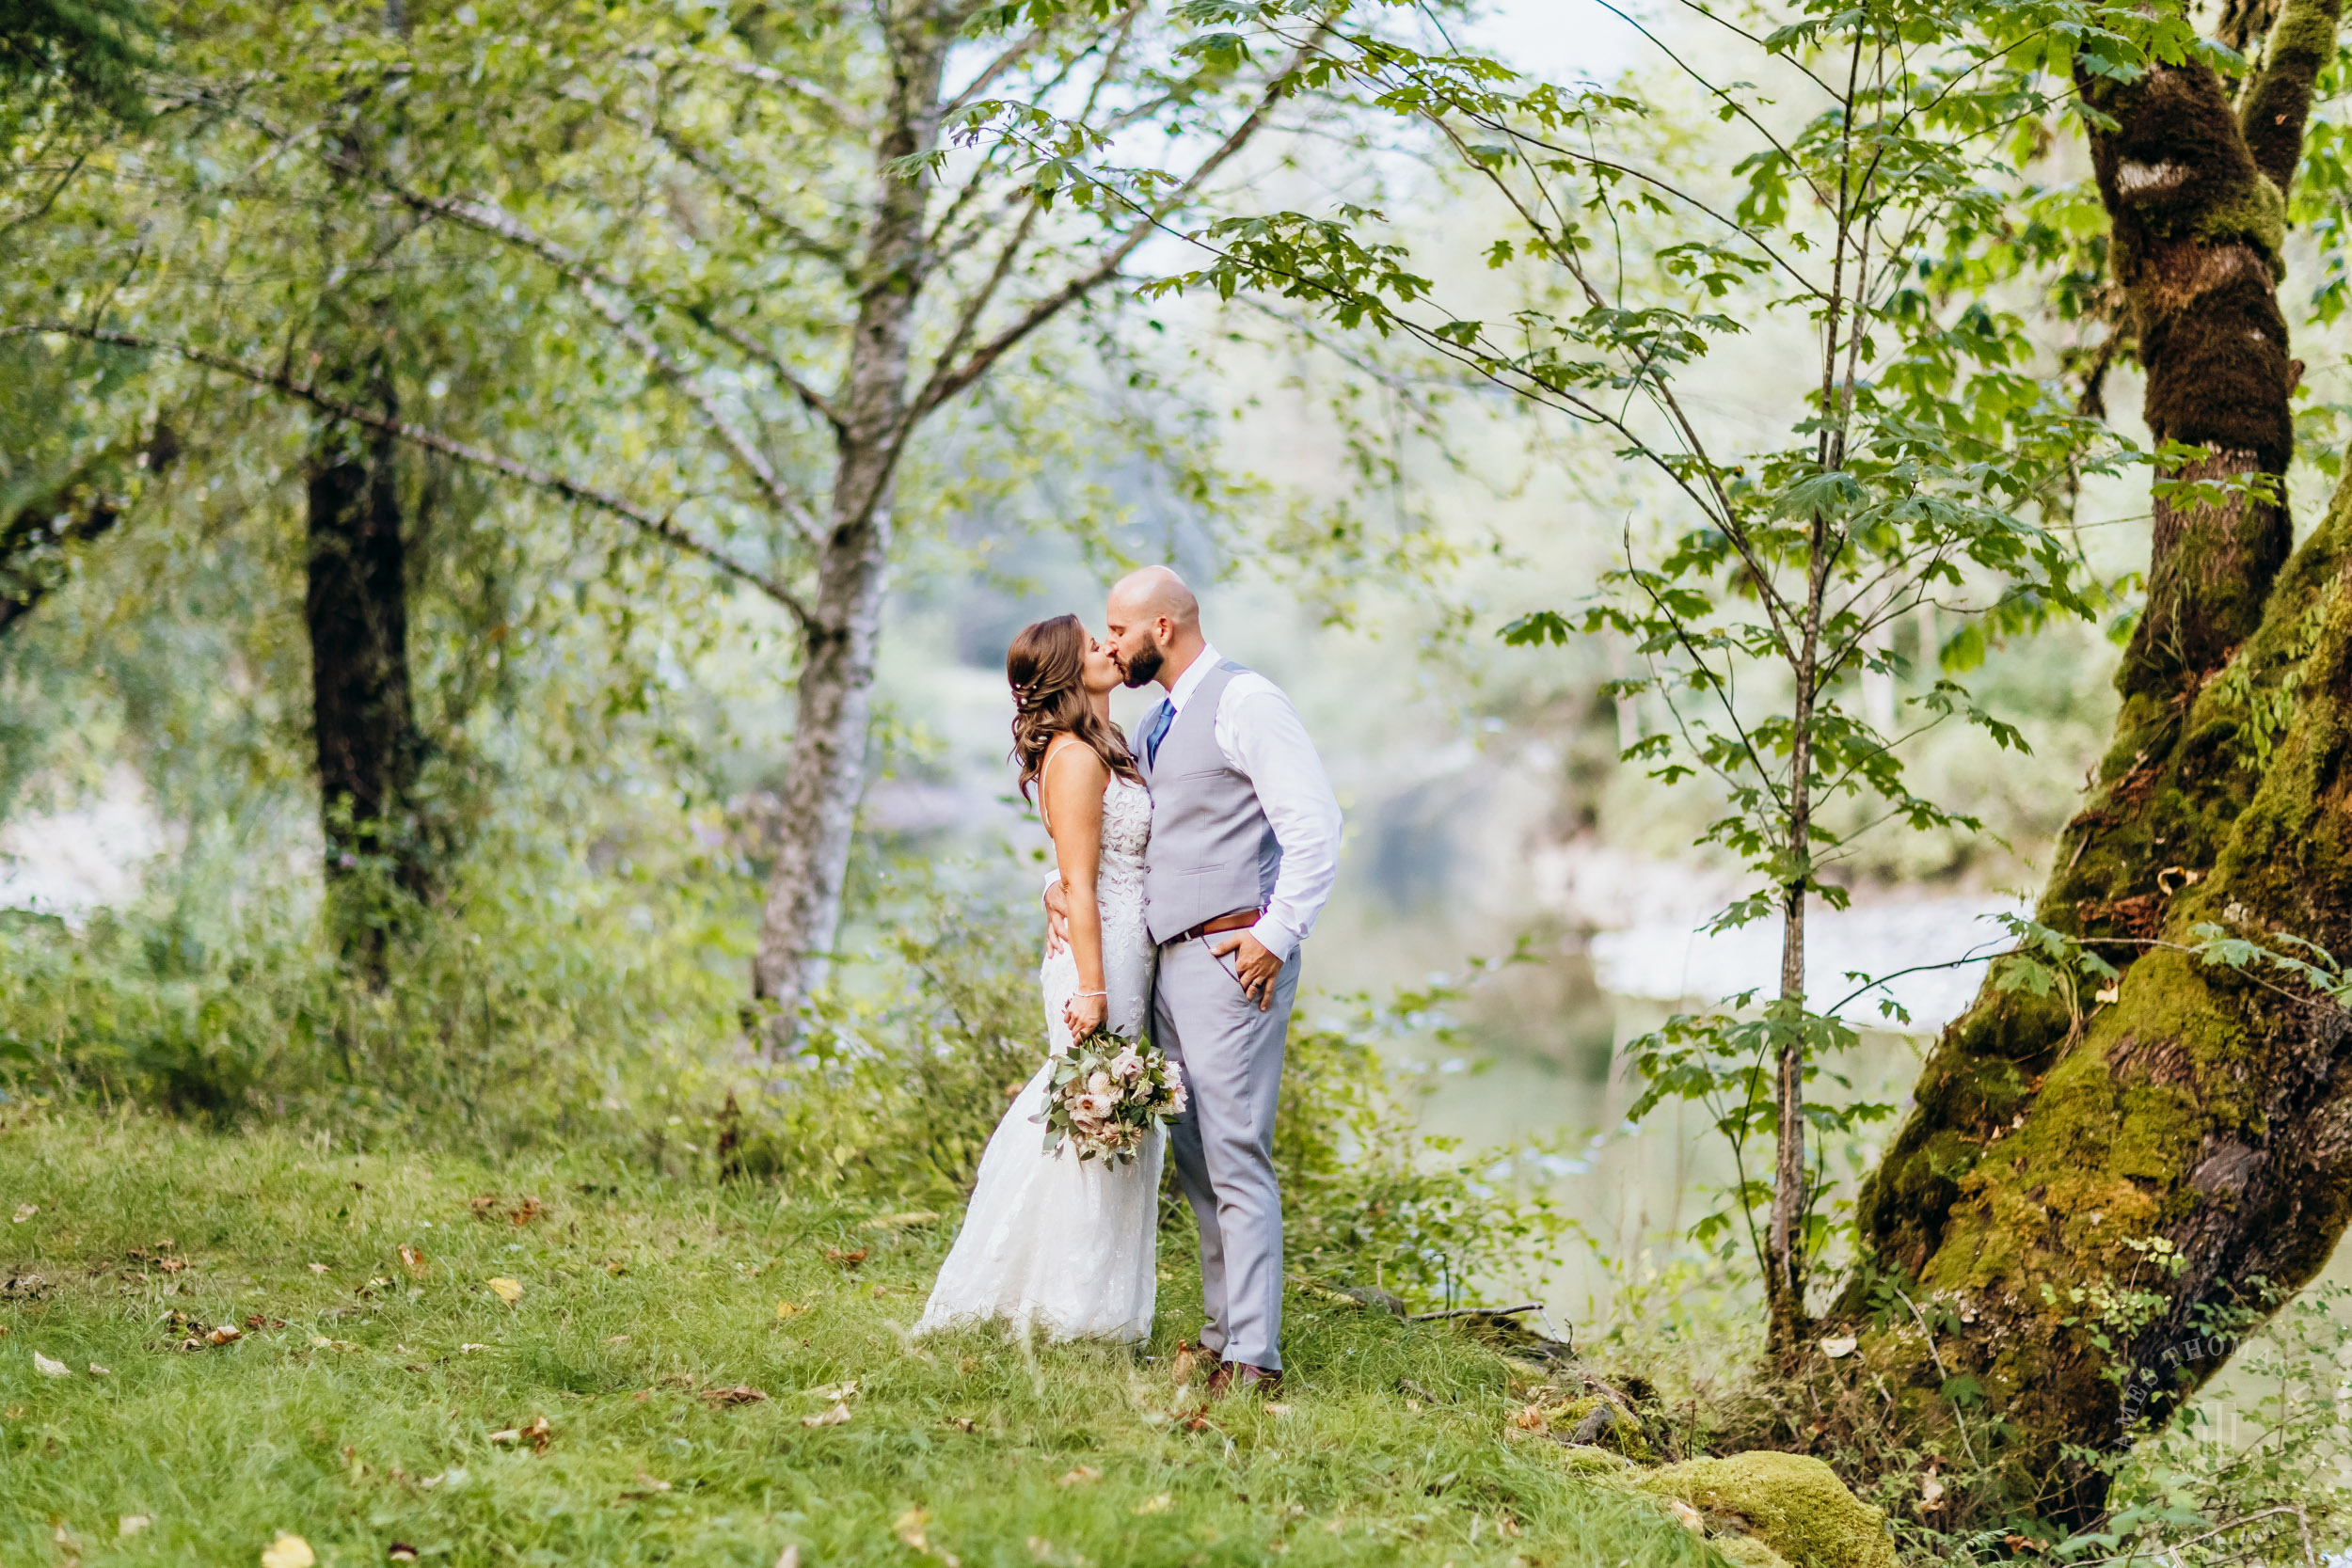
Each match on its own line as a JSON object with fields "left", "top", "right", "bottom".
{"left": 1063, "top": 990, "right": 1108, "bottom": 1040}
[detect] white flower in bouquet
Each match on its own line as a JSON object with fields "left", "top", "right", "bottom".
{"left": 1110, "top": 1047, "right": 1146, "bottom": 1083}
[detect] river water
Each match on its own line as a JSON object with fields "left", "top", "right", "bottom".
{"left": 1308, "top": 842, "right": 2021, "bottom": 1322}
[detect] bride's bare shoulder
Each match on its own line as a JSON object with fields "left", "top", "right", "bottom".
{"left": 1041, "top": 735, "right": 1110, "bottom": 779}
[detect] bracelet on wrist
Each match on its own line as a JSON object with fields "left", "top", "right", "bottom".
{"left": 1071, "top": 990, "right": 1107, "bottom": 999}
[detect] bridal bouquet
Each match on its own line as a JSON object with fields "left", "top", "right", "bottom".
{"left": 1037, "top": 1030, "right": 1185, "bottom": 1164}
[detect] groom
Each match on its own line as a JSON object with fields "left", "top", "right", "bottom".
{"left": 1050, "top": 565, "right": 1342, "bottom": 1395}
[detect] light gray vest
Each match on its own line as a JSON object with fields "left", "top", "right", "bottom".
{"left": 1139, "top": 660, "right": 1282, "bottom": 945}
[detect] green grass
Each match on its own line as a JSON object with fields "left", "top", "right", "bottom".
{"left": 0, "top": 1107, "right": 1717, "bottom": 1567}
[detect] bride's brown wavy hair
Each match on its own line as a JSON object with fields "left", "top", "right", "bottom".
{"left": 1008, "top": 614, "right": 1142, "bottom": 805}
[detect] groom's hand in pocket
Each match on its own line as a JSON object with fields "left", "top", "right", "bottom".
{"left": 1212, "top": 932, "right": 1282, "bottom": 1010}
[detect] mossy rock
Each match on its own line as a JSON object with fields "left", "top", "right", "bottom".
{"left": 1545, "top": 1394, "right": 1656, "bottom": 1461}
{"left": 1711, "top": 1536, "right": 1795, "bottom": 1568}
{"left": 1553, "top": 1441, "right": 1635, "bottom": 1475}
{"left": 1630, "top": 1451, "right": 1895, "bottom": 1568}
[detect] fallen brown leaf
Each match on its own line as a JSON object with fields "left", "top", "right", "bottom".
{"left": 205, "top": 1324, "right": 243, "bottom": 1346}
{"left": 801, "top": 1401, "right": 851, "bottom": 1429}
{"left": 1055, "top": 1465, "right": 1102, "bottom": 1487}
{"left": 701, "top": 1385, "right": 768, "bottom": 1407}
{"left": 508, "top": 1198, "right": 543, "bottom": 1227}
{"left": 822, "top": 1246, "right": 867, "bottom": 1270}
{"left": 775, "top": 1300, "right": 805, "bottom": 1321}
{"left": 398, "top": 1244, "right": 428, "bottom": 1279}
{"left": 485, "top": 1276, "right": 523, "bottom": 1306}
{"left": 488, "top": 1416, "right": 553, "bottom": 1452}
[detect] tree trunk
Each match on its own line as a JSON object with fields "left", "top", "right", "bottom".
{"left": 1819, "top": 0, "right": 2346, "bottom": 1528}
{"left": 749, "top": 7, "right": 954, "bottom": 1052}
{"left": 306, "top": 364, "right": 421, "bottom": 979}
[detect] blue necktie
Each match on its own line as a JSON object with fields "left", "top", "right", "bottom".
{"left": 1141, "top": 699, "right": 1174, "bottom": 766}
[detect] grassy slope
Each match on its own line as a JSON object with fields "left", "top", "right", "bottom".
{"left": 0, "top": 1110, "right": 1714, "bottom": 1568}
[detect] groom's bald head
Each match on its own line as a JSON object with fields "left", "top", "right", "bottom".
{"left": 1107, "top": 564, "right": 1199, "bottom": 629}
{"left": 1104, "top": 565, "right": 1204, "bottom": 690}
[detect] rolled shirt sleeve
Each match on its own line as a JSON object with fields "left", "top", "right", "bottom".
{"left": 1216, "top": 677, "right": 1343, "bottom": 961}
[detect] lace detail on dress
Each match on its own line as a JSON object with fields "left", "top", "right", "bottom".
{"left": 915, "top": 771, "right": 1162, "bottom": 1343}
{"left": 1042, "top": 774, "right": 1153, "bottom": 1056}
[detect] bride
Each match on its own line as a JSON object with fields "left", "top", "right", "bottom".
{"left": 914, "top": 613, "right": 1163, "bottom": 1341}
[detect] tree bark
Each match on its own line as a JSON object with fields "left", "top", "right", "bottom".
{"left": 1817, "top": 0, "right": 2346, "bottom": 1528}
{"left": 748, "top": 6, "right": 955, "bottom": 1051}
{"left": 1769, "top": 555, "right": 1824, "bottom": 1365}
{"left": 2091, "top": 33, "right": 2296, "bottom": 692}
{"left": 306, "top": 363, "right": 422, "bottom": 979}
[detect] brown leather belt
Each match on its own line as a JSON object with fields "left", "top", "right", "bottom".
{"left": 1170, "top": 909, "right": 1263, "bottom": 944}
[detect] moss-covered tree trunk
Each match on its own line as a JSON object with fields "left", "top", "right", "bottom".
{"left": 1814, "top": 0, "right": 2351, "bottom": 1529}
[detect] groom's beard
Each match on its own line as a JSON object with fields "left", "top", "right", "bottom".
{"left": 1120, "top": 638, "right": 1164, "bottom": 689}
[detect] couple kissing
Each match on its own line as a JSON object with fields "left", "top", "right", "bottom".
{"left": 914, "top": 565, "right": 1342, "bottom": 1400}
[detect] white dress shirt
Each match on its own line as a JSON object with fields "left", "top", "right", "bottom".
{"left": 1151, "top": 643, "right": 1343, "bottom": 961}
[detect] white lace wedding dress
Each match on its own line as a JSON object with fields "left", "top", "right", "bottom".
{"left": 915, "top": 773, "right": 1163, "bottom": 1342}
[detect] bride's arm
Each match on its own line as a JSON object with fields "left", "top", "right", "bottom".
{"left": 1040, "top": 742, "right": 1112, "bottom": 1040}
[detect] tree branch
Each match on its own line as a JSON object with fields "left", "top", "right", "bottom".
{"left": 666, "top": 48, "right": 866, "bottom": 130}
{"left": 943, "top": 24, "right": 1054, "bottom": 119}
{"left": 910, "top": 37, "right": 1311, "bottom": 423}
{"left": 2239, "top": 0, "right": 2343, "bottom": 193}
{"left": 0, "top": 324, "right": 816, "bottom": 627}
{"left": 622, "top": 103, "right": 852, "bottom": 271}
{"left": 372, "top": 175, "right": 843, "bottom": 503}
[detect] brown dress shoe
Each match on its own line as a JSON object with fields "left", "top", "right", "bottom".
{"left": 1205, "top": 1362, "right": 1281, "bottom": 1400}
